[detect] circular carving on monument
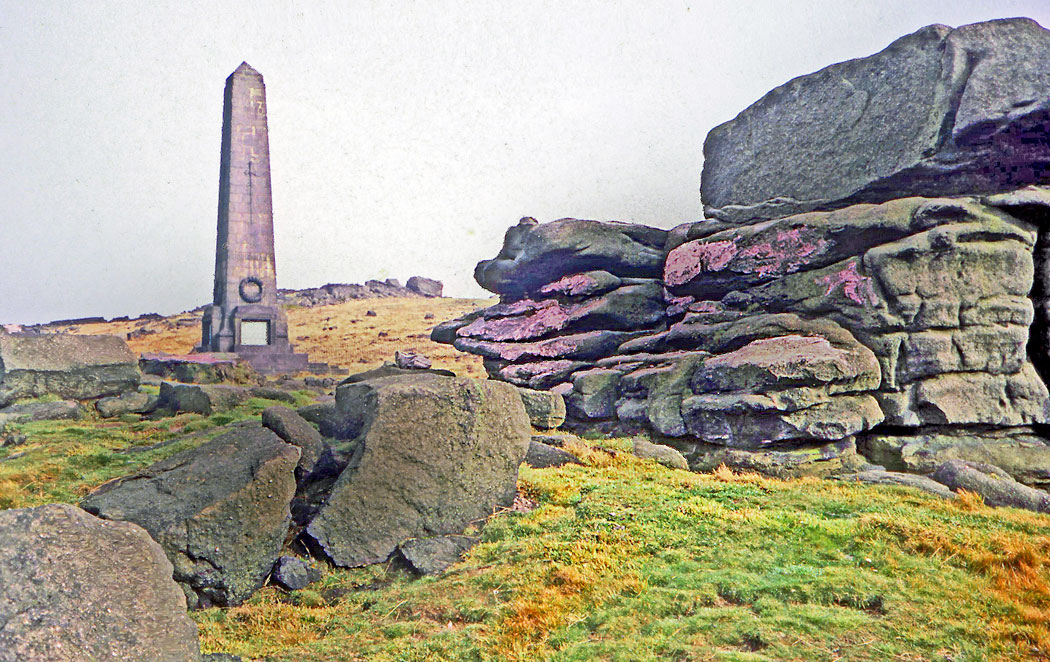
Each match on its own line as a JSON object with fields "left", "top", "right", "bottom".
{"left": 239, "top": 277, "right": 264, "bottom": 303}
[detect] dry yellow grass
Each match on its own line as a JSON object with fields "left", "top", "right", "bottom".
{"left": 53, "top": 296, "right": 493, "bottom": 378}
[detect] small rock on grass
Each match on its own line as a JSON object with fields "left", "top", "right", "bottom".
{"left": 398, "top": 535, "right": 479, "bottom": 575}
{"left": 271, "top": 555, "right": 322, "bottom": 591}
{"left": 524, "top": 440, "right": 583, "bottom": 468}
{"left": 931, "top": 459, "right": 1050, "bottom": 513}
{"left": 632, "top": 437, "right": 689, "bottom": 470}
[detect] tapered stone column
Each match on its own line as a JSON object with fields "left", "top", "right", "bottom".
{"left": 197, "top": 62, "right": 309, "bottom": 374}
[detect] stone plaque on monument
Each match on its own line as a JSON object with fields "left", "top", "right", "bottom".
{"left": 196, "top": 62, "right": 311, "bottom": 374}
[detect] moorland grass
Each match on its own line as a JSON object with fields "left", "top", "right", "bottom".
{"left": 4, "top": 401, "right": 1050, "bottom": 661}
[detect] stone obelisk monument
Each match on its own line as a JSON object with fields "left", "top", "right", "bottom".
{"left": 197, "top": 62, "right": 309, "bottom": 374}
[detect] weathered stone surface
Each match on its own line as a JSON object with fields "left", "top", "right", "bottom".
{"left": 861, "top": 429, "right": 1050, "bottom": 488}
{"left": 305, "top": 375, "right": 530, "bottom": 567}
{"left": 250, "top": 386, "right": 296, "bottom": 403}
{"left": 0, "top": 503, "right": 200, "bottom": 662}
{"left": 456, "top": 330, "right": 641, "bottom": 363}
{"left": 0, "top": 400, "right": 82, "bottom": 426}
{"left": 406, "top": 276, "right": 443, "bottom": 297}
{"left": 564, "top": 369, "right": 621, "bottom": 420}
{"left": 96, "top": 390, "right": 158, "bottom": 417}
{"left": 683, "top": 392, "right": 884, "bottom": 448}
{"left": 702, "top": 18, "right": 1050, "bottom": 223}
{"left": 158, "top": 382, "right": 250, "bottom": 415}
{"left": 297, "top": 401, "right": 357, "bottom": 439}
{"left": 0, "top": 333, "right": 140, "bottom": 407}
{"left": 456, "top": 282, "right": 665, "bottom": 342}
{"left": 398, "top": 535, "right": 479, "bottom": 575}
{"left": 474, "top": 217, "right": 667, "bottom": 295}
{"left": 931, "top": 459, "right": 1050, "bottom": 512}
{"left": 271, "top": 556, "right": 322, "bottom": 591}
{"left": 515, "top": 386, "right": 566, "bottom": 429}
{"left": 632, "top": 437, "right": 689, "bottom": 470}
{"left": 524, "top": 440, "right": 583, "bottom": 468}
{"left": 395, "top": 349, "right": 433, "bottom": 370}
{"left": 339, "top": 361, "right": 455, "bottom": 385}
{"left": 262, "top": 406, "right": 325, "bottom": 476}
{"left": 686, "top": 438, "right": 863, "bottom": 478}
{"left": 539, "top": 270, "right": 622, "bottom": 297}
{"left": 833, "top": 470, "right": 955, "bottom": 498}
{"left": 81, "top": 424, "right": 299, "bottom": 608}
{"left": 140, "top": 353, "right": 260, "bottom": 385}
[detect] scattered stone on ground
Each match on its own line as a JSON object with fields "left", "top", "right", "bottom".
{"left": 632, "top": 437, "right": 689, "bottom": 470}
{"left": 397, "top": 535, "right": 479, "bottom": 575}
{"left": 394, "top": 349, "right": 433, "bottom": 370}
{"left": 81, "top": 424, "right": 300, "bottom": 608}
{"left": 524, "top": 439, "right": 583, "bottom": 468}
{"left": 96, "top": 389, "right": 158, "bottom": 417}
{"left": 158, "top": 381, "right": 250, "bottom": 415}
{"left": 271, "top": 555, "right": 322, "bottom": 591}
{"left": 250, "top": 386, "right": 297, "bottom": 403}
{"left": 833, "top": 470, "right": 955, "bottom": 498}
{"left": 930, "top": 459, "right": 1050, "bottom": 513}
{"left": 0, "top": 503, "right": 201, "bottom": 662}
{"left": 0, "top": 400, "right": 82, "bottom": 426}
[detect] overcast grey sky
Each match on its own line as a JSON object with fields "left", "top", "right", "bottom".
{"left": 3, "top": 1, "right": 1050, "bottom": 324}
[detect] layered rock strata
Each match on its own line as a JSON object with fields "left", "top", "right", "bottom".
{"left": 434, "top": 19, "right": 1050, "bottom": 479}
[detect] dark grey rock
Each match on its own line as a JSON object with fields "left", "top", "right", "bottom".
{"left": 81, "top": 424, "right": 300, "bottom": 608}
{"left": 688, "top": 438, "right": 864, "bottom": 479}
{"left": 931, "top": 459, "right": 1050, "bottom": 512}
{"left": 0, "top": 333, "right": 140, "bottom": 407}
{"left": 833, "top": 470, "right": 955, "bottom": 498}
{"left": 262, "top": 405, "right": 325, "bottom": 476}
{"left": 297, "top": 401, "right": 357, "bottom": 439}
{"left": 515, "top": 386, "right": 566, "bottom": 429}
{"left": 158, "top": 382, "right": 250, "bottom": 415}
{"left": 530, "top": 433, "right": 575, "bottom": 447}
{"left": 702, "top": 18, "right": 1050, "bottom": 223}
{"left": 271, "top": 555, "right": 322, "bottom": 591}
{"left": 0, "top": 504, "right": 200, "bottom": 662}
{"left": 564, "top": 369, "right": 621, "bottom": 420}
{"left": 96, "top": 390, "right": 158, "bottom": 418}
{"left": 398, "top": 535, "right": 479, "bottom": 575}
{"left": 406, "top": 276, "right": 443, "bottom": 297}
{"left": 524, "top": 440, "right": 583, "bottom": 468}
{"left": 250, "top": 386, "right": 297, "bottom": 403}
{"left": 474, "top": 217, "right": 668, "bottom": 296}
{"left": 305, "top": 375, "right": 530, "bottom": 567}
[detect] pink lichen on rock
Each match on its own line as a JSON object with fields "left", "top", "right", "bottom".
{"left": 817, "top": 261, "right": 880, "bottom": 306}
{"left": 735, "top": 227, "right": 829, "bottom": 276}
{"left": 458, "top": 299, "right": 573, "bottom": 341}
{"left": 664, "top": 239, "right": 738, "bottom": 286}
{"left": 540, "top": 273, "right": 599, "bottom": 296}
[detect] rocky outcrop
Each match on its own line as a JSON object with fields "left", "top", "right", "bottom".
{"left": 434, "top": 19, "right": 1050, "bottom": 480}
{"left": 81, "top": 424, "right": 300, "bottom": 608}
{"left": 304, "top": 374, "right": 531, "bottom": 567}
{"left": 702, "top": 18, "right": 1050, "bottom": 223}
{"left": 0, "top": 333, "right": 140, "bottom": 407}
{"left": 277, "top": 277, "right": 443, "bottom": 307}
{"left": 0, "top": 504, "right": 200, "bottom": 662}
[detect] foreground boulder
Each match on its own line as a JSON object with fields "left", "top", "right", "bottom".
{"left": 0, "top": 333, "right": 140, "bottom": 407}
{"left": 304, "top": 374, "right": 531, "bottom": 567}
{"left": 0, "top": 503, "right": 200, "bottom": 662}
{"left": 82, "top": 423, "right": 299, "bottom": 608}
{"left": 158, "top": 382, "right": 250, "bottom": 415}
{"left": 702, "top": 18, "right": 1050, "bottom": 222}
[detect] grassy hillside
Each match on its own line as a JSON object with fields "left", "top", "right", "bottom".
{"left": 52, "top": 296, "right": 492, "bottom": 378}
{"left": 5, "top": 297, "right": 1050, "bottom": 661}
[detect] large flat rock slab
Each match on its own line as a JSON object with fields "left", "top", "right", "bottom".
{"left": 0, "top": 333, "right": 140, "bottom": 407}
{"left": 305, "top": 374, "right": 531, "bottom": 567}
{"left": 81, "top": 423, "right": 299, "bottom": 608}
{"left": 702, "top": 18, "right": 1050, "bottom": 222}
{"left": 0, "top": 503, "right": 200, "bottom": 662}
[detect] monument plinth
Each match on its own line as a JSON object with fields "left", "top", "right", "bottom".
{"left": 196, "top": 62, "right": 310, "bottom": 374}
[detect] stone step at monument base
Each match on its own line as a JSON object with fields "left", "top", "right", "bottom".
{"left": 232, "top": 346, "right": 315, "bottom": 376}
